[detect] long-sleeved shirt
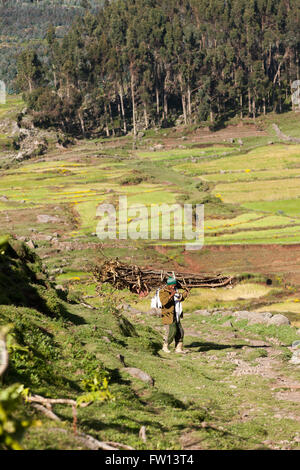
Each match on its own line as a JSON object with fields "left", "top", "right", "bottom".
{"left": 159, "top": 287, "right": 188, "bottom": 325}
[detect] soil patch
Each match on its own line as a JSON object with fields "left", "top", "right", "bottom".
{"left": 183, "top": 244, "right": 300, "bottom": 288}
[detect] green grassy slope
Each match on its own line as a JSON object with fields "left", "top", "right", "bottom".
{"left": 1, "top": 241, "right": 299, "bottom": 450}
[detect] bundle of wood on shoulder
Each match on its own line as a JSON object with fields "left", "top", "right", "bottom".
{"left": 93, "top": 258, "right": 235, "bottom": 294}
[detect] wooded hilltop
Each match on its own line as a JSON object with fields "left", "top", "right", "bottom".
{"left": 11, "top": 0, "right": 300, "bottom": 136}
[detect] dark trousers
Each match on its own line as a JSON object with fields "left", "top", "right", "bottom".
{"left": 164, "top": 321, "right": 184, "bottom": 346}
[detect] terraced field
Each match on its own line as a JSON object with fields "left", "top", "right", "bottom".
{"left": 1, "top": 99, "right": 300, "bottom": 320}
{"left": 1, "top": 106, "right": 300, "bottom": 248}
{"left": 167, "top": 142, "right": 300, "bottom": 244}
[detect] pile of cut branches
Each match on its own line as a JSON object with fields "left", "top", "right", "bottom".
{"left": 93, "top": 258, "right": 235, "bottom": 294}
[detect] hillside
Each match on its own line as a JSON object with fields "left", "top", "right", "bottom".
{"left": 1, "top": 0, "right": 300, "bottom": 453}
{"left": 0, "top": 92, "right": 300, "bottom": 449}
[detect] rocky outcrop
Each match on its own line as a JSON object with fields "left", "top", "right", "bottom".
{"left": 193, "top": 308, "right": 291, "bottom": 326}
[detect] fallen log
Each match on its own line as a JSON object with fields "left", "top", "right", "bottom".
{"left": 93, "top": 258, "right": 235, "bottom": 294}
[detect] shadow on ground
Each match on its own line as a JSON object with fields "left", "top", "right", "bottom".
{"left": 186, "top": 341, "right": 271, "bottom": 352}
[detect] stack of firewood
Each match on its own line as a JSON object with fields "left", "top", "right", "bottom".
{"left": 93, "top": 258, "right": 235, "bottom": 294}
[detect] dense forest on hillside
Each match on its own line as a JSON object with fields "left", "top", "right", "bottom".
{"left": 0, "top": 0, "right": 104, "bottom": 91}
{"left": 12, "top": 0, "right": 300, "bottom": 135}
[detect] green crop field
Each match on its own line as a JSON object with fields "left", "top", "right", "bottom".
{"left": 1, "top": 108, "right": 300, "bottom": 247}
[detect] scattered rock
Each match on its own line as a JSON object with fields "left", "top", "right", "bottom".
{"left": 248, "top": 312, "right": 273, "bottom": 325}
{"left": 0, "top": 195, "right": 8, "bottom": 202}
{"left": 15, "top": 151, "right": 31, "bottom": 162}
{"left": 149, "top": 308, "right": 161, "bottom": 316}
{"left": 193, "top": 309, "right": 290, "bottom": 327}
{"left": 50, "top": 268, "right": 63, "bottom": 274}
{"left": 291, "top": 341, "right": 300, "bottom": 349}
{"left": 26, "top": 239, "right": 37, "bottom": 250}
{"left": 193, "top": 309, "right": 212, "bottom": 316}
{"left": 122, "top": 367, "right": 155, "bottom": 386}
{"left": 289, "top": 350, "right": 300, "bottom": 365}
{"left": 55, "top": 285, "right": 67, "bottom": 292}
{"left": 267, "top": 314, "right": 290, "bottom": 326}
{"left": 153, "top": 144, "right": 164, "bottom": 151}
{"left": 37, "top": 214, "right": 61, "bottom": 224}
{"left": 102, "top": 336, "right": 111, "bottom": 343}
{"left": 117, "top": 354, "right": 154, "bottom": 386}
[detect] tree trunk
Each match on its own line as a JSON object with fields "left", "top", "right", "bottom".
{"left": 263, "top": 97, "right": 266, "bottom": 115}
{"left": 187, "top": 84, "right": 192, "bottom": 119}
{"left": 130, "top": 65, "right": 137, "bottom": 139}
{"left": 78, "top": 112, "right": 85, "bottom": 136}
{"left": 66, "top": 77, "right": 70, "bottom": 99}
{"left": 104, "top": 103, "right": 110, "bottom": 137}
{"left": 119, "top": 84, "right": 127, "bottom": 134}
{"left": 156, "top": 87, "right": 160, "bottom": 116}
{"left": 240, "top": 94, "right": 243, "bottom": 119}
{"left": 53, "top": 70, "right": 57, "bottom": 89}
{"left": 182, "top": 94, "right": 187, "bottom": 125}
{"left": 108, "top": 102, "right": 115, "bottom": 137}
{"left": 143, "top": 102, "right": 149, "bottom": 129}
{"left": 248, "top": 88, "right": 252, "bottom": 116}
{"left": 163, "top": 90, "right": 168, "bottom": 119}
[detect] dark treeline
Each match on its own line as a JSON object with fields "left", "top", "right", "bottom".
{"left": 0, "top": 0, "right": 103, "bottom": 90}
{"left": 16, "top": 0, "right": 300, "bottom": 136}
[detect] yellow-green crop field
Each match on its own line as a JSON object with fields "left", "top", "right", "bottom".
{"left": 1, "top": 99, "right": 300, "bottom": 246}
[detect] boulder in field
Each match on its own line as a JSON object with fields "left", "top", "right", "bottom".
{"left": 267, "top": 314, "right": 290, "bottom": 326}
{"left": 289, "top": 350, "right": 300, "bottom": 365}
{"left": 248, "top": 312, "right": 273, "bottom": 325}
{"left": 122, "top": 367, "right": 155, "bottom": 386}
{"left": 153, "top": 144, "right": 164, "bottom": 151}
{"left": 193, "top": 309, "right": 212, "bottom": 316}
{"left": 37, "top": 214, "right": 61, "bottom": 224}
{"left": 26, "top": 239, "right": 37, "bottom": 250}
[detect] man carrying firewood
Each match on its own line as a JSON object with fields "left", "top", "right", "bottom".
{"left": 158, "top": 277, "right": 189, "bottom": 354}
